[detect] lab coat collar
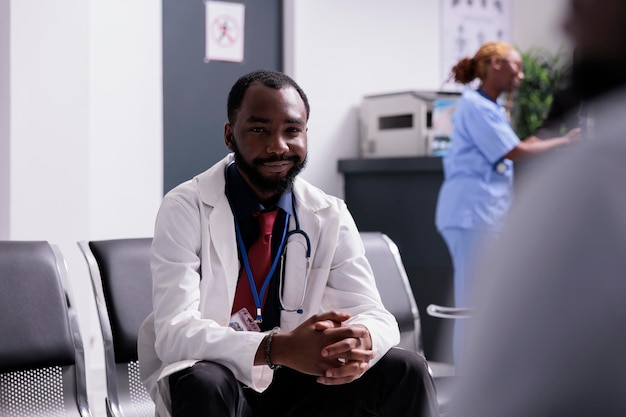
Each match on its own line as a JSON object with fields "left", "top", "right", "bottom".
{"left": 196, "top": 153, "right": 332, "bottom": 214}
{"left": 193, "top": 153, "right": 332, "bottom": 309}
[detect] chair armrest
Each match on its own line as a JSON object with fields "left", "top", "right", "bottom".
{"left": 426, "top": 304, "right": 473, "bottom": 319}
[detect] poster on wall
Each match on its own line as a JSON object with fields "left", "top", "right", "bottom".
{"left": 440, "top": 0, "right": 512, "bottom": 91}
{"left": 205, "top": 1, "right": 245, "bottom": 63}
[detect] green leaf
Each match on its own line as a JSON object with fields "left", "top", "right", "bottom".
{"left": 512, "top": 47, "right": 570, "bottom": 138}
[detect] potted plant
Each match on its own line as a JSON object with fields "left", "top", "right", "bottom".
{"left": 511, "top": 47, "right": 571, "bottom": 140}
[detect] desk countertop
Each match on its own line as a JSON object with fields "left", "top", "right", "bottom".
{"left": 337, "top": 156, "right": 443, "bottom": 174}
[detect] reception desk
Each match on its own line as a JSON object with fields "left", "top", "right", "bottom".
{"left": 338, "top": 156, "right": 454, "bottom": 363}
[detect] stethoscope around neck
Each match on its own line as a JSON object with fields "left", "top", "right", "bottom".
{"left": 225, "top": 162, "right": 311, "bottom": 322}
{"left": 278, "top": 207, "right": 311, "bottom": 313}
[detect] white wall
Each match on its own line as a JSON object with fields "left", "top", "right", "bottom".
{"left": 285, "top": 0, "right": 573, "bottom": 199}
{"left": 285, "top": 0, "right": 442, "bottom": 198}
{"left": 5, "top": 1, "right": 162, "bottom": 415}
{"left": 88, "top": 1, "right": 163, "bottom": 238}
{"left": 512, "top": 0, "right": 571, "bottom": 54}
{"left": 0, "top": 0, "right": 9, "bottom": 239}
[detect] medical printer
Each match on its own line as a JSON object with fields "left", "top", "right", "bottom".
{"left": 358, "top": 90, "right": 461, "bottom": 158}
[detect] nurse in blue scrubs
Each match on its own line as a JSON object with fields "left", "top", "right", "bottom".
{"left": 435, "top": 41, "right": 581, "bottom": 366}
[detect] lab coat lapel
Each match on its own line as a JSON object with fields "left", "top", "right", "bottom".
{"left": 196, "top": 155, "right": 240, "bottom": 305}
{"left": 208, "top": 200, "right": 239, "bottom": 303}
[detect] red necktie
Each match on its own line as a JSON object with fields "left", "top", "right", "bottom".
{"left": 232, "top": 209, "right": 278, "bottom": 319}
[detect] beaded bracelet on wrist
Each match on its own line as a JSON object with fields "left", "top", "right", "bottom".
{"left": 264, "top": 327, "right": 281, "bottom": 370}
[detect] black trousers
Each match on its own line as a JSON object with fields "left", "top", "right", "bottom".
{"left": 169, "top": 347, "right": 440, "bottom": 417}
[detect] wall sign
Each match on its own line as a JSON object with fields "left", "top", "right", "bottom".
{"left": 205, "top": 1, "right": 245, "bottom": 63}
{"left": 440, "top": 0, "right": 512, "bottom": 91}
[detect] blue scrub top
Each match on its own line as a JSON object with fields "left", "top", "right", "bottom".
{"left": 435, "top": 88, "right": 520, "bottom": 231}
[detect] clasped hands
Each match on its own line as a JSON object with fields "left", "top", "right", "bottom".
{"left": 269, "top": 311, "right": 375, "bottom": 385}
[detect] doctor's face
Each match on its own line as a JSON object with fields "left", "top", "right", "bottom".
{"left": 225, "top": 82, "right": 308, "bottom": 202}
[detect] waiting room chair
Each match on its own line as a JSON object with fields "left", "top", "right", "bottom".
{"left": 360, "top": 231, "right": 456, "bottom": 416}
{"left": 0, "top": 241, "right": 92, "bottom": 417}
{"left": 426, "top": 304, "right": 473, "bottom": 319}
{"left": 78, "top": 238, "right": 155, "bottom": 417}
{"left": 424, "top": 304, "right": 473, "bottom": 416}
{"left": 360, "top": 231, "right": 424, "bottom": 353}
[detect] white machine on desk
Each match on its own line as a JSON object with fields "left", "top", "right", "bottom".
{"left": 359, "top": 90, "right": 461, "bottom": 158}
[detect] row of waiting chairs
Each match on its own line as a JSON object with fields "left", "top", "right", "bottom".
{"left": 0, "top": 239, "right": 154, "bottom": 417}
{"left": 0, "top": 233, "right": 454, "bottom": 417}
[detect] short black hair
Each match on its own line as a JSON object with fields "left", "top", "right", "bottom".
{"left": 227, "top": 70, "right": 310, "bottom": 125}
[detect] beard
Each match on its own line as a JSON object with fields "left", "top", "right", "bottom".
{"left": 231, "top": 141, "right": 307, "bottom": 195}
{"left": 571, "top": 57, "right": 626, "bottom": 101}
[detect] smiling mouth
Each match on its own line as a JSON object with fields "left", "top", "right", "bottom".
{"left": 261, "top": 160, "right": 294, "bottom": 174}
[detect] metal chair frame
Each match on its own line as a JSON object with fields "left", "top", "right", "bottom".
{"left": 78, "top": 239, "right": 155, "bottom": 417}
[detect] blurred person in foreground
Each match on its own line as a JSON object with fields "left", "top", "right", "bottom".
{"left": 434, "top": 40, "right": 580, "bottom": 364}
{"left": 447, "top": 0, "right": 626, "bottom": 416}
{"left": 138, "top": 69, "right": 439, "bottom": 417}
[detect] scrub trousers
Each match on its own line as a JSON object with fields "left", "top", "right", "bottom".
{"left": 440, "top": 226, "right": 498, "bottom": 370}
{"left": 168, "top": 347, "right": 439, "bottom": 417}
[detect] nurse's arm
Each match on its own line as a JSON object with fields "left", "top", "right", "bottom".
{"left": 504, "top": 127, "right": 581, "bottom": 161}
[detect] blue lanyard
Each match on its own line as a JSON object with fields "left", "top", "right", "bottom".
{"left": 234, "top": 213, "right": 290, "bottom": 323}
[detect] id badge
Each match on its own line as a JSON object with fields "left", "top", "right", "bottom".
{"left": 229, "top": 308, "right": 261, "bottom": 332}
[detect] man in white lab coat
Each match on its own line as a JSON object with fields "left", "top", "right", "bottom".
{"left": 138, "top": 70, "right": 439, "bottom": 417}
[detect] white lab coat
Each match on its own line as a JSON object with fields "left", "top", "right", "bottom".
{"left": 137, "top": 154, "right": 400, "bottom": 417}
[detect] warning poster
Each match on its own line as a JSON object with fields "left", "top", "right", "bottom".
{"left": 205, "top": 1, "right": 245, "bottom": 63}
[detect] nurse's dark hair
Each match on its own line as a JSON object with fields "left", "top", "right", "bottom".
{"left": 450, "top": 41, "right": 515, "bottom": 84}
{"left": 227, "top": 69, "right": 311, "bottom": 124}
